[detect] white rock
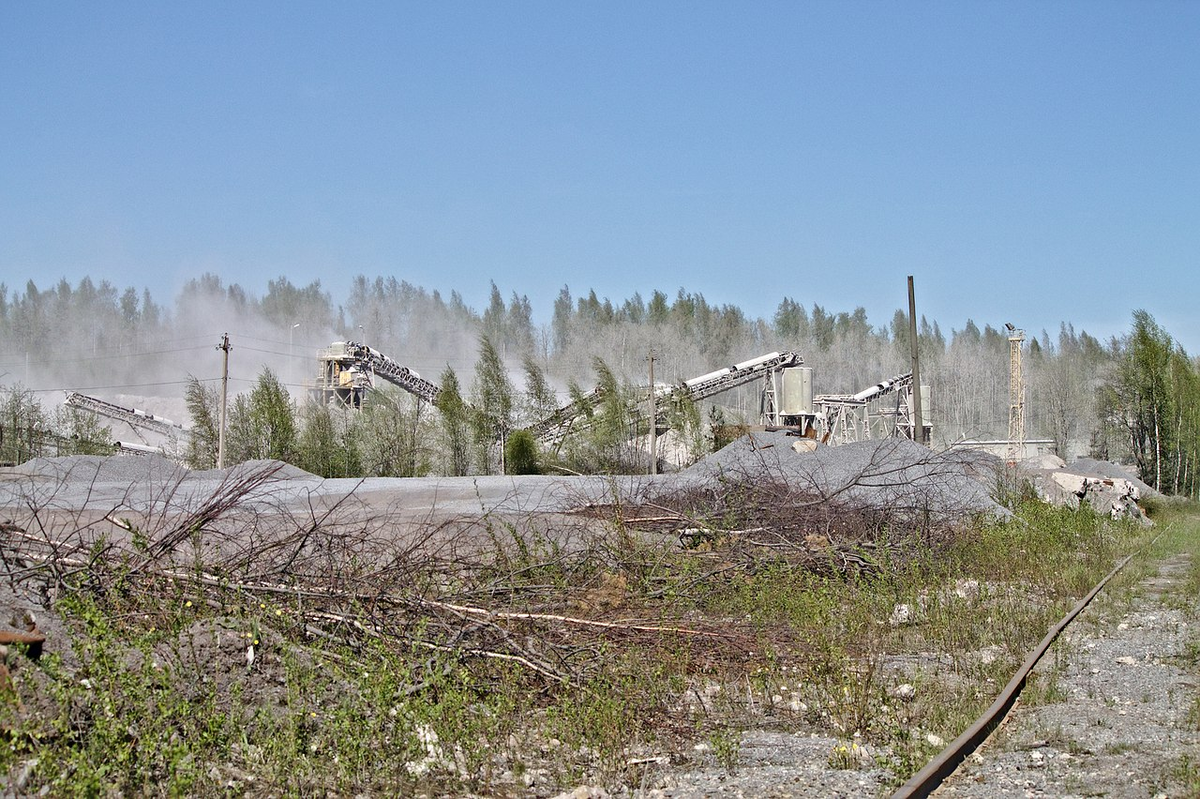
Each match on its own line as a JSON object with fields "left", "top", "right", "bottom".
{"left": 954, "top": 579, "right": 981, "bottom": 601}
{"left": 890, "top": 603, "right": 915, "bottom": 626}
{"left": 893, "top": 683, "right": 916, "bottom": 700}
{"left": 925, "top": 733, "right": 945, "bottom": 748}
{"left": 978, "top": 645, "right": 1004, "bottom": 666}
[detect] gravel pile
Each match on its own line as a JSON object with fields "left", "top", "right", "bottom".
{"left": 8, "top": 453, "right": 191, "bottom": 484}
{"left": 0, "top": 455, "right": 321, "bottom": 516}
{"left": 680, "top": 432, "right": 1007, "bottom": 521}
{"left": 189, "top": 459, "right": 320, "bottom": 482}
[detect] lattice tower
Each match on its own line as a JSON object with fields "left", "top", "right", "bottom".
{"left": 1008, "top": 328, "right": 1026, "bottom": 463}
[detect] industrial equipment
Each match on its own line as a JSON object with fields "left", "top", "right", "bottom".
{"left": 64, "top": 392, "right": 187, "bottom": 446}
{"left": 309, "top": 339, "right": 932, "bottom": 451}
{"left": 314, "top": 340, "right": 440, "bottom": 408}
{"left": 531, "top": 351, "right": 804, "bottom": 445}
{"left": 813, "top": 371, "right": 931, "bottom": 445}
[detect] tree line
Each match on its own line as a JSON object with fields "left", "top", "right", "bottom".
{"left": 2, "top": 274, "right": 1199, "bottom": 496}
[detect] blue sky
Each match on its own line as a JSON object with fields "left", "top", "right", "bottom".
{"left": 3, "top": 2, "right": 1198, "bottom": 351}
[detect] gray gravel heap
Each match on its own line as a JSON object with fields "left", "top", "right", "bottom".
{"left": 8, "top": 453, "right": 191, "bottom": 484}
{"left": 680, "top": 432, "right": 1007, "bottom": 522}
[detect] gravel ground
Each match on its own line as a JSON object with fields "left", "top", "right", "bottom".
{"left": 935, "top": 553, "right": 1200, "bottom": 798}
{"left": 567, "top": 552, "right": 1199, "bottom": 799}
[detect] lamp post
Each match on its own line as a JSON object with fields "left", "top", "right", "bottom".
{"left": 290, "top": 323, "right": 301, "bottom": 390}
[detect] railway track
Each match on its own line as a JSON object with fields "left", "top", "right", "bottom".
{"left": 898, "top": 545, "right": 1200, "bottom": 798}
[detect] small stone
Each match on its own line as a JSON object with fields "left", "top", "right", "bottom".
{"left": 978, "top": 645, "right": 1003, "bottom": 666}
{"left": 890, "top": 603, "right": 915, "bottom": 626}
{"left": 551, "top": 787, "right": 609, "bottom": 799}
{"left": 925, "top": 733, "right": 945, "bottom": 748}
{"left": 893, "top": 683, "right": 916, "bottom": 700}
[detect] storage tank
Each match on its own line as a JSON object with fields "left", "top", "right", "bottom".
{"left": 780, "top": 367, "right": 815, "bottom": 416}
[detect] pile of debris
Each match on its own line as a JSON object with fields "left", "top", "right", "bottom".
{"left": 1023, "top": 455, "right": 1154, "bottom": 525}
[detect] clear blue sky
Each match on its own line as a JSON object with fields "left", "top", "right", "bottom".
{"left": 3, "top": 2, "right": 1198, "bottom": 351}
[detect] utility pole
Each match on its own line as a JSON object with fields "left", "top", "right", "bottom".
{"left": 217, "top": 333, "right": 231, "bottom": 469}
{"left": 907, "top": 276, "right": 925, "bottom": 444}
{"left": 647, "top": 349, "right": 658, "bottom": 475}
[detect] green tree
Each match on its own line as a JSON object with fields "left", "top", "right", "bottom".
{"left": 585, "top": 356, "right": 637, "bottom": 473}
{"left": 663, "top": 390, "right": 705, "bottom": 467}
{"left": 1111, "top": 310, "right": 1175, "bottom": 491}
{"left": 183, "top": 376, "right": 220, "bottom": 469}
{"left": 51, "top": 405, "right": 113, "bottom": 456}
{"left": 504, "top": 429, "right": 540, "bottom": 475}
{"left": 435, "top": 367, "right": 472, "bottom": 476}
{"left": 296, "top": 403, "right": 361, "bottom": 478}
{"left": 360, "top": 389, "right": 430, "bottom": 477}
{"left": 227, "top": 369, "right": 297, "bottom": 464}
{"left": 469, "top": 336, "right": 515, "bottom": 474}
{"left": 522, "top": 355, "right": 558, "bottom": 427}
{"left": 551, "top": 285, "right": 573, "bottom": 352}
{"left": 0, "top": 385, "right": 46, "bottom": 465}
{"left": 647, "top": 290, "right": 670, "bottom": 325}
{"left": 773, "top": 297, "right": 808, "bottom": 340}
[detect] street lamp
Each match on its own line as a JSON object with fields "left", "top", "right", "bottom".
{"left": 291, "top": 323, "right": 301, "bottom": 390}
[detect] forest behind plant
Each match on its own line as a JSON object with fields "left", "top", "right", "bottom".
{"left": 1, "top": 275, "right": 1197, "bottom": 497}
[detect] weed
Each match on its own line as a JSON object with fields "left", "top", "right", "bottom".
{"left": 1169, "top": 753, "right": 1200, "bottom": 793}
{"left": 827, "top": 739, "right": 866, "bottom": 770}
{"left": 708, "top": 726, "right": 741, "bottom": 773}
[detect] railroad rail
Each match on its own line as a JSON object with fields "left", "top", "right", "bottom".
{"left": 891, "top": 549, "right": 1141, "bottom": 798}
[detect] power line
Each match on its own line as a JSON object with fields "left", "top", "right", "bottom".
{"left": 26, "top": 379, "right": 219, "bottom": 394}
{"left": 0, "top": 344, "right": 213, "bottom": 368}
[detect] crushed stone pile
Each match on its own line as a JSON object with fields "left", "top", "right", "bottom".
{"left": 189, "top": 459, "right": 320, "bottom": 482}
{"left": 8, "top": 454, "right": 191, "bottom": 484}
{"left": 8, "top": 455, "right": 318, "bottom": 485}
{"left": 0, "top": 456, "right": 322, "bottom": 516}
{"left": 680, "top": 431, "right": 1007, "bottom": 521}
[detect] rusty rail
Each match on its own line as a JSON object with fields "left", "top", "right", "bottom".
{"left": 891, "top": 550, "right": 1137, "bottom": 798}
